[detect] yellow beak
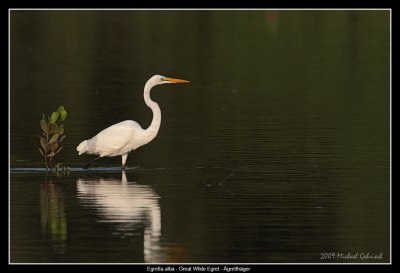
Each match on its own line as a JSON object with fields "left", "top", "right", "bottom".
{"left": 162, "top": 77, "right": 190, "bottom": 83}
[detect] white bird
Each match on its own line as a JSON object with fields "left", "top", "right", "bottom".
{"left": 77, "top": 75, "right": 190, "bottom": 169}
{"left": 76, "top": 171, "right": 163, "bottom": 262}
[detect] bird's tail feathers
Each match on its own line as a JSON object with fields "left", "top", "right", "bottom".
{"left": 77, "top": 140, "right": 88, "bottom": 155}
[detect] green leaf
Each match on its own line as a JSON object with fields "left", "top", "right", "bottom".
{"left": 60, "top": 110, "right": 67, "bottom": 122}
{"left": 49, "top": 134, "right": 59, "bottom": 144}
{"left": 40, "top": 138, "right": 47, "bottom": 151}
{"left": 40, "top": 119, "right": 48, "bottom": 132}
{"left": 57, "top": 106, "right": 64, "bottom": 112}
{"left": 49, "top": 111, "right": 60, "bottom": 124}
{"left": 51, "top": 142, "right": 59, "bottom": 152}
{"left": 55, "top": 127, "right": 64, "bottom": 135}
{"left": 49, "top": 123, "right": 58, "bottom": 134}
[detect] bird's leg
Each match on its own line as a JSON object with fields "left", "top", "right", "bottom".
{"left": 121, "top": 153, "right": 128, "bottom": 170}
{"left": 82, "top": 156, "right": 102, "bottom": 169}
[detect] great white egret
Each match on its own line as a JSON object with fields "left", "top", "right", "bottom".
{"left": 77, "top": 171, "right": 163, "bottom": 262}
{"left": 77, "top": 75, "right": 190, "bottom": 169}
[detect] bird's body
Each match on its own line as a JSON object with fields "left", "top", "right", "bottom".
{"left": 77, "top": 120, "right": 147, "bottom": 157}
{"left": 77, "top": 75, "right": 189, "bottom": 169}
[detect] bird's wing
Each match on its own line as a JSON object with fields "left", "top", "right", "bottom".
{"left": 87, "top": 120, "right": 142, "bottom": 156}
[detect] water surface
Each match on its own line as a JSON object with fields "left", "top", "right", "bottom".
{"left": 10, "top": 10, "right": 390, "bottom": 263}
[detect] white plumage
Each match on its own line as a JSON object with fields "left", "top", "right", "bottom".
{"left": 77, "top": 120, "right": 143, "bottom": 157}
{"left": 76, "top": 171, "right": 163, "bottom": 262}
{"left": 77, "top": 75, "right": 189, "bottom": 169}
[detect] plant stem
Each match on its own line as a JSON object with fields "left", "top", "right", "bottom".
{"left": 45, "top": 131, "right": 49, "bottom": 170}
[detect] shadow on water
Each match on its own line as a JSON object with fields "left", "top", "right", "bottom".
{"left": 40, "top": 175, "right": 67, "bottom": 254}
{"left": 76, "top": 171, "right": 163, "bottom": 263}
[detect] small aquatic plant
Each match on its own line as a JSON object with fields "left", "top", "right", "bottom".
{"left": 39, "top": 106, "right": 67, "bottom": 170}
{"left": 52, "top": 162, "right": 70, "bottom": 176}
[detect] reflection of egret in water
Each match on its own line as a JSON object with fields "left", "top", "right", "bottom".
{"left": 40, "top": 176, "right": 67, "bottom": 254}
{"left": 76, "top": 171, "right": 162, "bottom": 263}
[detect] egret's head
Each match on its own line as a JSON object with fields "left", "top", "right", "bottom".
{"left": 150, "top": 75, "right": 190, "bottom": 85}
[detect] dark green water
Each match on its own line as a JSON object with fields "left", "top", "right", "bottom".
{"left": 10, "top": 10, "right": 390, "bottom": 263}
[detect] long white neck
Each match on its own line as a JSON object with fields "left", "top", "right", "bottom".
{"left": 143, "top": 81, "right": 161, "bottom": 142}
